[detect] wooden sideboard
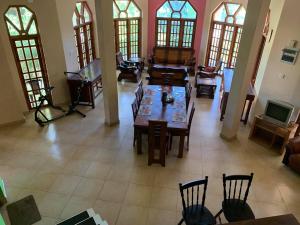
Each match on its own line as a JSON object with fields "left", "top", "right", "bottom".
{"left": 249, "top": 115, "right": 299, "bottom": 154}
{"left": 220, "top": 68, "right": 255, "bottom": 125}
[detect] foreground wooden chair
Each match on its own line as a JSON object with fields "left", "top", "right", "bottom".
{"left": 131, "top": 98, "right": 139, "bottom": 146}
{"left": 179, "top": 177, "right": 216, "bottom": 225}
{"left": 215, "top": 173, "right": 255, "bottom": 223}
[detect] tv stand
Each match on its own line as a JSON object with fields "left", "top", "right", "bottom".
{"left": 249, "top": 115, "right": 299, "bottom": 154}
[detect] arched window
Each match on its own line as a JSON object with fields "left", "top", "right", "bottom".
{"left": 4, "top": 6, "right": 50, "bottom": 109}
{"left": 156, "top": 0, "right": 197, "bottom": 48}
{"left": 73, "top": 2, "right": 96, "bottom": 69}
{"left": 113, "top": 0, "right": 141, "bottom": 60}
{"left": 206, "top": 2, "right": 246, "bottom": 70}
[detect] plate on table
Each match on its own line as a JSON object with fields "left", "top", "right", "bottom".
{"left": 141, "top": 96, "right": 153, "bottom": 105}
{"left": 172, "top": 111, "right": 186, "bottom": 123}
{"left": 138, "top": 105, "right": 152, "bottom": 116}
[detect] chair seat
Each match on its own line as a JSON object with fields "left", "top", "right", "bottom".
{"left": 222, "top": 199, "right": 255, "bottom": 222}
{"left": 183, "top": 205, "right": 216, "bottom": 225}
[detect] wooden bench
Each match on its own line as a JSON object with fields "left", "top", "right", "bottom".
{"left": 148, "top": 47, "right": 196, "bottom": 76}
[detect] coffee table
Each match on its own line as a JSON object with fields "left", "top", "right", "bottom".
{"left": 196, "top": 77, "right": 217, "bottom": 99}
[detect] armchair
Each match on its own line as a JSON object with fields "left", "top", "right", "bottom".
{"left": 197, "top": 61, "right": 222, "bottom": 79}
{"left": 282, "top": 136, "right": 300, "bottom": 174}
{"left": 116, "top": 52, "right": 141, "bottom": 83}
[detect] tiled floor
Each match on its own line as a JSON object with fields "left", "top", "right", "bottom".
{"left": 0, "top": 75, "right": 299, "bottom": 225}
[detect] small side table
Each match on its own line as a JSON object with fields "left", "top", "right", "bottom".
{"left": 196, "top": 78, "right": 217, "bottom": 99}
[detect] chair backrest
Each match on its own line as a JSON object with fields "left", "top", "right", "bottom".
{"left": 222, "top": 173, "right": 254, "bottom": 205}
{"left": 131, "top": 98, "right": 139, "bottom": 120}
{"left": 116, "top": 52, "right": 124, "bottom": 66}
{"left": 185, "top": 83, "right": 192, "bottom": 109}
{"left": 179, "top": 176, "right": 209, "bottom": 215}
{"left": 148, "top": 120, "right": 168, "bottom": 152}
{"left": 134, "top": 86, "right": 143, "bottom": 103}
{"left": 188, "top": 102, "right": 195, "bottom": 131}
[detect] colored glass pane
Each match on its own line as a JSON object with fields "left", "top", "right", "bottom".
{"left": 157, "top": 2, "right": 172, "bottom": 18}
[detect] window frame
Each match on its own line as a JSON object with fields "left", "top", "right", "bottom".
{"left": 4, "top": 5, "right": 51, "bottom": 109}
{"left": 205, "top": 2, "right": 246, "bottom": 70}
{"left": 113, "top": 0, "right": 142, "bottom": 60}
{"left": 73, "top": 1, "right": 96, "bottom": 69}
{"left": 155, "top": 0, "right": 198, "bottom": 49}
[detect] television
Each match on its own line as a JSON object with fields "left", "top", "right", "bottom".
{"left": 263, "top": 100, "right": 295, "bottom": 127}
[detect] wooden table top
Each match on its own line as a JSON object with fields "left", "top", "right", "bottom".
{"left": 67, "top": 59, "right": 102, "bottom": 82}
{"left": 223, "top": 68, "right": 255, "bottom": 97}
{"left": 223, "top": 214, "right": 300, "bottom": 225}
{"left": 134, "top": 85, "right": 188, "bottom": 130}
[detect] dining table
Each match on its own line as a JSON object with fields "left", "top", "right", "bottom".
{"left": 134, "top": 85, "right": 188, "bottom": 158}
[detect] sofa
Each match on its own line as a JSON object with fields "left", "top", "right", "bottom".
{"left": 148, "top": 47, "right": 196, "bottom": 76}
{"left": 282, "top": 136, "right": 300, "bottom": 174}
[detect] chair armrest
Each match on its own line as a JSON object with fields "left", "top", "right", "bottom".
{"left": 288, "top": 136, "right": 300, "bottom": 154}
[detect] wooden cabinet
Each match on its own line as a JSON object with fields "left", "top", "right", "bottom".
{"left": 249, "top": 115, "right": 298, "bottom": 154}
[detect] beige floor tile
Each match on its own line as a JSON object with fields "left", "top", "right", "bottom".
{"left": 124, "top": 184, "right": 152, "bottom": 207}
{"left": 116, "top": 205, "right": 148, "bottom": 225}
{"left": 38, "top": 193, "right": 70, "bottom": 218}
{"left": 28, "top": 173, "right": 58, "bottom": 191}
{"left": 60, "top": 196, "right": 96, "bottom": 220}
{"left": 62, "top": 159, "right": 91, "bottom": 176}
{"left": 93, "top": 200, "right": 122, "bottom": 225}
{"left": 84, "top": 162, "right": 112, "bottom": 180}
{"left": 130, "top": 166, "right": 156, "bottom": 186}
{"left": 107, "top": 166, "right": 133, "bottom": 182}
{"left": 98, "top": 180, "right": 129, "bottom": 203}
{"left": 73, "top": 177, "right": 104, "bottom": 199}
{"left": 49, "top": 175, "right": 81, "bottom": 195}
{"left": 35, "top": 217, "right": 58, "bottom": 225}
{"left": 150, "top": 187, "right": 178, "bottom": 211}
{"left": 147, "top": 208, "right": 177, "bottom": 225}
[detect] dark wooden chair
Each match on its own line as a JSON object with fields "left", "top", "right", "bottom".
{"left": 186, "top": 83, "right": 192, "bottom": 111}
{"left": 135, "top": 86, "right": 143, "bottom": 104}
{"left": 148, "top": 120, "right": 169, "bottom": 167}
{"left": 215, "top": 173, "right": 255, "bottom": 223}
{"left": 116, "top": 52, "right": 141, "bottom": 83}
{"left": 131, "top": 98, "right": 139, "bottom": 146}
{"left": 170, "top": 102, "right": 195, "bottom": 152}
{"left": 179, "top": 177, "right": 216, "bottom": 225}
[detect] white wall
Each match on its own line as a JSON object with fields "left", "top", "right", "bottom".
{"left": 0, "top": 36, "right": 24, "bottom": 126}
{"left": 198, "top": 0, "right": 248, "bottom": 65}
{"left": 135, "top": 0, "right": 148, "bottom": 59}
{"left": 55, "top": 0, "right": 100, "bottom": 72}
{"left": 0, "top": 0, "right": 69, "bottom": 111}
{"left": 253, "top": 0, "right": 300, "bottom": 116}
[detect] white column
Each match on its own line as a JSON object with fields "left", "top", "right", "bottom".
{"left": 95, "top": 0, "right": 119, "bottom": 126}
{"left": 220, "top": 0, "right": 270, "bottom": 140}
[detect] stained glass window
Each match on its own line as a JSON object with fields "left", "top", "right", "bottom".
{"left": 156, "top": 0, "right": 197, "bottom": 48}
{"left": 206, "top": 2, "right": 246, "bottom": 71}
{"left": 4, "top": 6, "right": 50, "bottom": 109}
{"left": 113, "top": 0, "right": 141, "bottom": 59}
{"left": 73, "top": 1, "right": 96, "bottom": 69}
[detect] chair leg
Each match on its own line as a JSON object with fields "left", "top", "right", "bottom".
{"left": 178, "top": 218, "right": 184, "bottom": 225}
{"left": 133, "top": 129, "right": 136, "bottom": 147}
{"left": 187, "top": 134, "right": 190, "bottom": 151}
{"left": 215, "top": 209, "right": 223, "bottom": 224}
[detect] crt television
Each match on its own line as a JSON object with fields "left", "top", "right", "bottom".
{"left": 263, "top": 100, "right": 295, "bottom": 127}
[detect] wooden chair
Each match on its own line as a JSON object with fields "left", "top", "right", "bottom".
{"left": 135, "top": 86, "right": 143, "bottom": 104}
{"left": 131, "top": 98, "right": 139, "bottom": 146}
{"left": 170, "top": 102, "right": 195, "bottom": 152}
{"left": 179, "top": 177, "right": 216, "bottom": 225}
{"left": 186, "top": 83, "right": 192, "bottom": 111}
{"left": 148, "top": 120, "right": 169, "bottom": 167}
{"left": 116, "top": 52, "right": 141, "bottom": 83}
{"left": 215, "top": 173, "right": 255, "bottom": 223}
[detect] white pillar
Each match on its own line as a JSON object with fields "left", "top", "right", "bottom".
{"left": 95, "top": 0, "right": 119, "bottom": 126}
{"left": 220, "top": 0, "right": 270, "bottom": 140}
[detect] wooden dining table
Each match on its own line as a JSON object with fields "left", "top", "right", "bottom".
{"left": 134, "top": 85, "right": 188, "bottom": 158}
